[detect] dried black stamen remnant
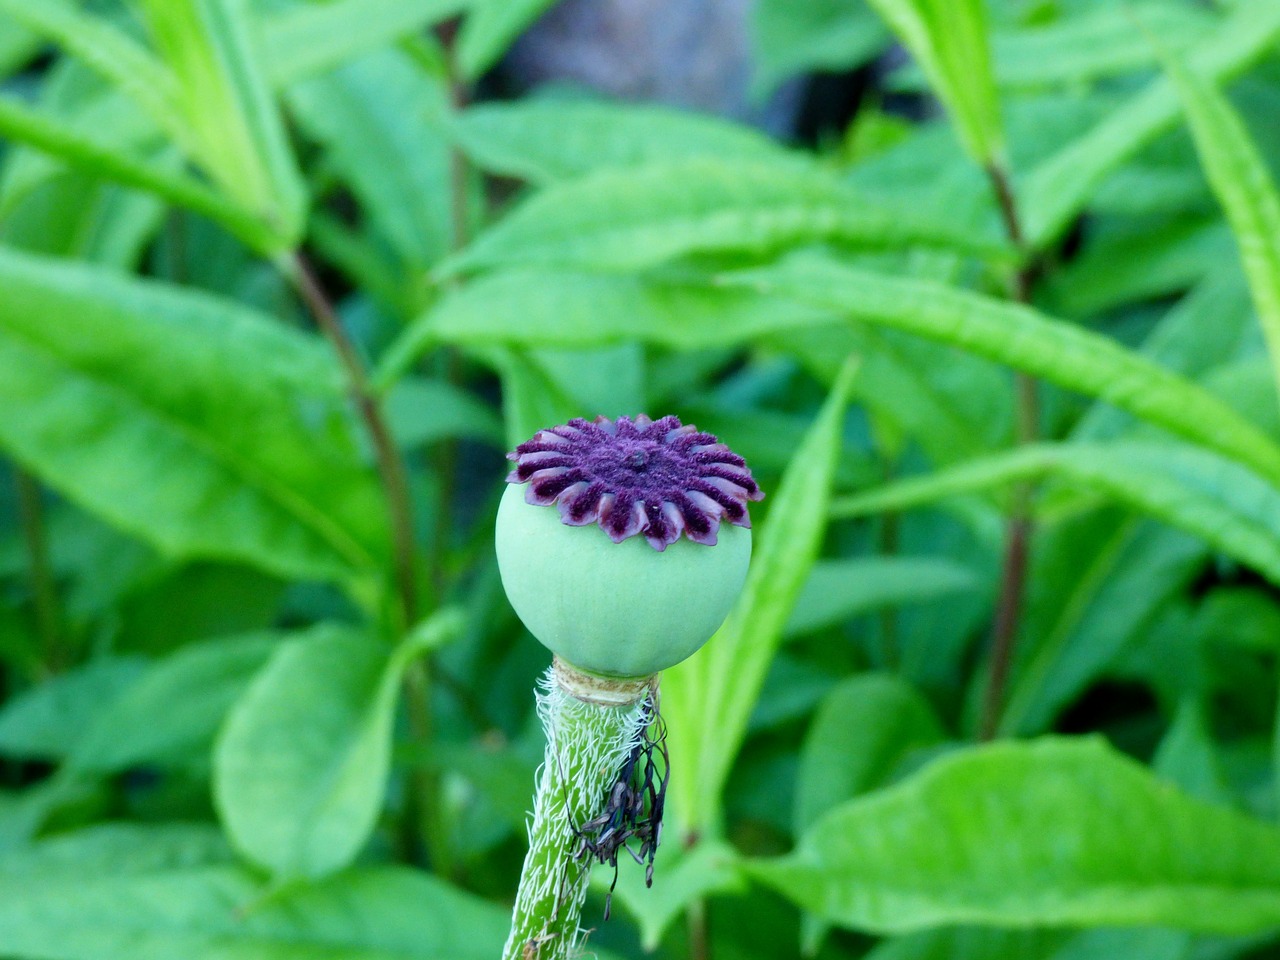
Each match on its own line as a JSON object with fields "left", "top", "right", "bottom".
{"left": 570, "top": 692, "right": 669, "bottom": 919}
{"left": 506, "top": 414, "right": 764, "bottom": 550}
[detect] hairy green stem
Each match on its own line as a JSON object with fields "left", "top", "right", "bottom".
{"left": 504, "top": 660, "right": 652, "bottom": 960}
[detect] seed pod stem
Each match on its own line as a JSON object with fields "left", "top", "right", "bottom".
{"left": 503, "top": 660, "right": 654, "bottom": 960}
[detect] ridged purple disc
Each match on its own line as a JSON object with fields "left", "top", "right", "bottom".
{"left": 505, "top": 415, "right": 764, "bottom": 551}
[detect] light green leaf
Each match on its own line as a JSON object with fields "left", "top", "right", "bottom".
{"left": 377, "top": 268, "right": 835, "bottom": 388}
{"left": 1, "top": 170, "right": 165, "bottom": 269}
{"left": 866, "top": 0, "right": 1004, "bottom": 163}
{"left": 0, "top": 95, "right": 276, "bottom": 252}
{"left": 0, "top": 657, "right": 145, "bottom": 761}
{"left": 664, "top": 358, "right": 858, "bottom": 835}
{"left": 287, "top": 49, "right": 455, "bottom": 269}
{"left": 0, "top": 0, "right": 184, "bottom": 136}
{"left": 213, "top": 624, "right": 392, "bottom": 878}
{"left": 605, "top": 838, "right": 745, "bottom": 952}
{"left": 453, "top": 98, "right": 791, "bottom": 184}
{"left": 786, "top": 556, "right": 981, "bottom": 637}
{"left": 69, "top": 633, "right": 277, "bottom": 773}
{"left": 265, "top": 0, "right": 468, "bottom": 85}
{"left": 214, "top": 612, "right": 462, "bottom": 879}
{"left": 0, "top": 12, "right": 41, "bottom": 77}
{"left": 0, "top": 824, "right": 509, "bottom": 960}
{"left": 752, "top": 736, "right": 1280, "bottom": 933}
{"left": 988, "top": 4, "right": 1212, "bottom": 90}
{"left": 0, "top": 247, "right": 388, "bottom": 584}
{"left": 795, "top": 673, "right": 946, "bottom": 953}
{"left": 437, "top": 158, "right": 1006, "bottom": 277}
{"left": 1022, "top": 1, "right": 1280, "bottom": 247}
{"left": 751, "top": 0, "right": 888, "bottom": 99}
{"left": 1165, "top": 56, "right": 1280, "bottom": 398}
{"left": 133, "top": 0, "right": 307, "bottom": 249}
{"left": 830, "top": 442, "right": 1280, "bottom": 589}
{"left": 732, "top": 256, "right": 1280, "bottom": 485}
{"left": 456, "top": 0, "right": 557, "bottom": 80}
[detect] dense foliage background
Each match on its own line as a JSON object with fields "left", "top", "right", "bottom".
{"left": 3, "top": 0, "right": 1280, "bottom": 957}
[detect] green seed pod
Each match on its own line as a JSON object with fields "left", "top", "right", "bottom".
{"left": 495, "top": 414, "right": 763, "bottom": 678}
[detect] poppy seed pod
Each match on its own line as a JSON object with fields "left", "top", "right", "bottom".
{"left": 496, "top": 414, "right": 763, "bottom": 678}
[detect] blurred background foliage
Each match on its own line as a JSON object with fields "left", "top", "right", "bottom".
{"left": 2, "top": 0, "right": 1280, "bottom": 958}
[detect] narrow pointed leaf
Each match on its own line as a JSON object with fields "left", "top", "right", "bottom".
{"left": 730, "top": 257, "right": 1280, "bottom": 485}
{"left": 664, "top": 359, "right": 859, "bottom": 834}
{"left": 455, "top": 0, "right": 557, "bottom": 80}
{"left": 0, "top": 95, "right": 277, "bottom": 252}
{"left": 830, "top": 441, "right": 1280, "bottom": 588}
{"left": 134, "top": 0, "right": 306, "bottom": 248}
{"left": 265, "top": 0, "right": 469, "bottom": 85}
{"left": 1021, "top": 1, "right": 1280, "bottom": 247}
{"left": 1165, "top": 58, "right": 1280, "bottom": 397}
{"left": 866, "top": 0, "right": 1004, "bottom": 163}
{"left": 452, "top": 98, "right": 789, "bottom": 184}
{"left": 0, "top": 0, "right": 184, "bottom": 136}
{"left": 377, "top": 268, "right": 834, "bottom": 388}
{"left": 437, "top": 159, "right": 1007, "bottom": 277}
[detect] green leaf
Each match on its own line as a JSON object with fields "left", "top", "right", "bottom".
{"left": 287, "top": 49, "right": 455, "bottom": 269}
{"left": 1004, "top": 520, "right": 1204, "bottom": 737}
{"left": 794, "top": 673, "right": 944, "bottom": 833}
{"left": 732, "top": 256, "right": 1280, "bottom": 486}
{"left": 605, "top": 838, "right": 745, "bottom": 952}
{"left": 0, "top": 95, "right": 277, "bottom": 252}
{"left": 752, "top": 736, "right": 1280, "bottom": 933}
{"left": 69, "top": 633, "right": 277, "bottom": 773}
{"left": 456, "top": 0, "right": 557, "bottom": 80}
{"left": 384, "top": 376, "right": 504, "bottom": 450}
{"left": 0, "top": 657, "right": 145, "bottom": 761}
{"left": 785, "top": 556, "right": 981, "bottom": 637}
{"left": 377, "top": 268, "right": 834, "bottom": 388}
{"left": 750, "top": 0, "right": 888, "bottom": 99}
{"left": 1155, "top": 698, "right": 1232, "bottom": 805}
{"left": 782, "top": 323, "right": 1012, "bottom": 466}
{"left": 1165, "top": 56, "right": 1280, "bottom": 399}
{"left": 866, "top": 0, "right": 1004, "bottom": 164}
{"left": 133, "top": 0, "right": 307, "bottom": 249}
{"left": 453, "top": 98, "right": 790, "bottom": 184}
{"left": 0, "top": 824, "right": 510, "bottom": 960}
{"left": 214, "top": 612, "right": 462, "bottom": 879}
{"left": 0, "top": 247, "right": 388, "bottom": 584}
{"left": 988, "top": 4, "right": 1212, "bottom": 90}
{"left": 437, "top": 158, "right": 1006, "bottom": 278}
{"left": 264, "top": 0, "right": 468, "bottom": 86}
{"left": 1021, "top": 1, "right": 1280, "bottom": 247}
{"left": 0, "top": 12, "right": 41, "bottom": 77}
{"left": 794, "top": 674, "right": 946, "bottom": 953}
{"left": 664, "top": 358, "right": 859, "bottom": 835}
{"left": 0, "top": 0, "right": 184, "bottom": 137}
{"left": 830, "top": 442, "right": 1280, "bottom": 589}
